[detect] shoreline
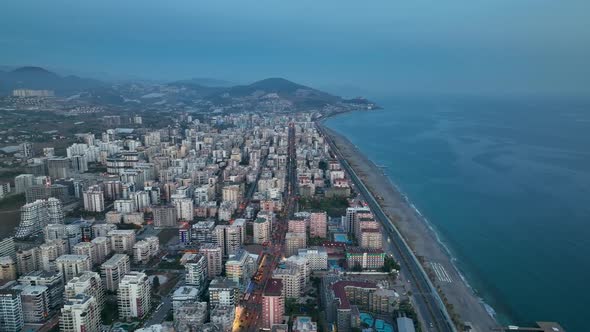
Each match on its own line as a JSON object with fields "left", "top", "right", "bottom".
{"left": 319, "top": 114, "right": 499, "bottom": 331}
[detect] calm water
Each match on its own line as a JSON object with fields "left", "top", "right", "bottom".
{"left": 326, "top": 97, "right": 590, "bottom": 332}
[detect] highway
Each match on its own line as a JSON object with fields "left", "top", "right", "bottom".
{"left": 316, "top": 122, "right": 456, "bottom": 332}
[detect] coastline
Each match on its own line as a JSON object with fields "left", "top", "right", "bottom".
{"left": 319, "top": 113, "right": 499, "bottom": 331}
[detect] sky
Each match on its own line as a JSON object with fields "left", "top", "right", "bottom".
{"left": 1, "top": 0, "right": 589, "bottom": 97}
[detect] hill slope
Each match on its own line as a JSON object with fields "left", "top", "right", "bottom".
{"left": 0, "top": 66, "right": 104, "bottom": 95}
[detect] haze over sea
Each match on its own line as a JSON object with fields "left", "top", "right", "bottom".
{"left": 326, "top": 97, "right": 590, "bottom": 332}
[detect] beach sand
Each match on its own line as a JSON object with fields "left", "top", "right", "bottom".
{"left": 323, "top": 125, "right": 499, "bottom": 332}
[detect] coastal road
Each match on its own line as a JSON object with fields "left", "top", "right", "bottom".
{"left": 317, "top": 122, "right": 456, "bottom": 332}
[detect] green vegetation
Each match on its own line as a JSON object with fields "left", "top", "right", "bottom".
{"left": 318, "top": 160, "right": 328, "bottom": 171}
{"left": 0, "top": 193, "right": 25, "bottom": 209}
{"left": 396, "top": 299, "right": 422, "bottom": 332}
{"left": 101, "top": 299, "right": 119, "bottom": 325}
{"left": 308, "top": 237, "right": 327, "bottom": 246}
{"left": 381, "top": 255, "right": 401, "bottom": 273}
{"left": 299, "top": 196, "right": 348, "bottom": 217}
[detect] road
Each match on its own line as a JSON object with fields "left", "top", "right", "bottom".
{"left": 234, "top": 123, "right": 298, "bottom": 332}
{"left": 317, "top": 122, "right": 456, "bottom": 332}
{"left": 144, "top": 275, "right": 185, "bottom": 326}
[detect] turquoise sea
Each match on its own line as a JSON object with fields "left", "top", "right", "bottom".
{"left": 325, "top": 97, "right": 590, "bottom": 332}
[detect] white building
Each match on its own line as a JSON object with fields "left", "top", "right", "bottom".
{"left": 297, "top": 247, "right": 328, "bottom": 270}
{"left": 0, "top": 289, "right": 24, "bottom": 332}
{"left": 83, "top": 185, "right": 105, "bottom": 212}
{"left": 174, "top": 197, "right": 194, "bottom": 221}
{"left": 108, "top": 230, "right": 136, "bottom": 254}
{"left": 183, "top": 253, "right": 207, "bottom": 292}
{"left": 64, "top": 271, "right": 105, "bottom": 312}
{"left": 225, "top": 249, "right": 256, "bottom": 289}
{"left": 60, "top": 294, "right": 101, "bottom": 332}
{"left": 72, "top": 242, "right": 97, "bottom": 266}
{"left": 91, "top": 237, "right": 111, "bottom": 265}
{"left": 100, "top": 254, "right": 130, "bottom": 291}
{"left": 55, "top": 255, "right": 91, "bottom": 282}
{"left": 118, "top": 272, "right": 151, "bottom": 320}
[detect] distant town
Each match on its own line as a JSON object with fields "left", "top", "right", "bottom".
{"left": 0, "top": 67, "right": 564, "bottom": 332}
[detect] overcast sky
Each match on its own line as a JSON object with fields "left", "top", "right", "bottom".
{"left": 1, "top": 0, "right": 589, "bottom": 97}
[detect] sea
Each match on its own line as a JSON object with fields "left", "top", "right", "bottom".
{"left": 325, "top": 96, "right": 590, "bottom": 332}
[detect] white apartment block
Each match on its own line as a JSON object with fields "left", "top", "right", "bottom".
{"left": 118, "top": 272, "right": 151, "bottom": 320}
{"left": 83, "top": 185, "right": 105, "bottom": 212}
{"left": 100, "top": 254, "right": 130, "bottom": 291}
{"left": 60, "top": 294, "right": 101, "bottom": 332}
{"left": 108, "top": 230, "right": 136, "bottom": 254}
{"left": 55, "top": 255, "right": 91, "bottom": 282}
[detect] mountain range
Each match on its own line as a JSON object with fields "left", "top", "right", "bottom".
{"left": 0, "top": 66, "right": 372, "bottom": 110}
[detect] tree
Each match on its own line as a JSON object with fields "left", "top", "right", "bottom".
{"left": 318, "top": 160, "right": 328, "bottom": 171}
{"left": 152, "top": 276, "right": 160, "bottom": 291}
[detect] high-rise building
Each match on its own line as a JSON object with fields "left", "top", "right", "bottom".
{"left": 345, "top": 248, "right": 385, "bottom": 270}
{"left": 117, "top": 272, "right": 151, "bottom": 320}
{"left": 64, "top": 271, "right": 105, "bottom": 312}
{"left": 214, "top": 224, "right": 243, "bottom": 258}
{"left": 209, "top": 277, "right": 240, "bottom": 307}
{"left": 272, "top": 266, "right": 300, "bottom": 298}
{"left": 183, "top": 253, "right": 208, "bottom": 292}
{"left": 60, "top": 294, "right": 101, "bottom": 332}
{"left": 210, "top": 305, "right": 235, "bottom": 332}
{"left": 297, "top": 248, "right": 328, "bottom": 271}
{"left": 285, "top": 232, "right": 306, "bottom": 257}
{"left": 18, "top": 270, "right": 65, "bottom": 312}
{"left": 262, "top": 279, "right": 284, "bottom": 329}
{"left": 173, "top": 197, "right": 194, "bottom": 221}
{"left": 199, "top": 243, "right": 223, "bottom": 278}
{"left": 0, "top": 237, "right": 16, "bottom": 261}
{"left": 253, "top": 217, "right": 270, "bottom": 244}
{"left": 16, "top": 247, "right": 39, "bottom": 275}
{"left": 153, "top": 205, "right": 177, "bottom": 228}
{"left": 16, "top": 198, "right": 64, "bottom": 239}
{"left": 225, "top": 249, "right": 255, "bottom": 289}
{"left": 100, "top": 254, "right": 130, "bottom": 291}
{"left": 47, "top": 157, "right": 70, "bottom": 179}
{"left": 72, "top": 242, "right": 97, "bottom": 266}
{"left": 44, "top": 223, "right": 66, "bottom": 241}
{"left": 0, "top": 289, "right": 24, "bottom": 332}
{"left": 108, "top": 230, "right": 136, "bottom": 254}
{"left": 25, "top": 183, "right": 69, "bottom": 203}
{"left": 55, "top": 255, "right": 91, "bottom": 282}
{"left": 90, "top": 237, "right": 111, "bottom": 265}
{"left": 132, "top": 241, "right": 152, "bottom": 265}
{"left": 288, "top": 218, "right": 306, "bottom": 234}
{"left": 0, "top": 257, "right": 17, "bottom": 281}
{"left": 359, "top": 229, "right": 383, "bottom": 249}
{"left": 39, "top": 239, "right": 68, "bottom": 272}
{"left": 113, "top": 199, "right": 135, "bottom": 213}
{"left": 344, "top": 207, "right": 371, "bottom": 235}
{"left": 309, "top": 212, "right": 327, "bottom": 238}
{"left": 91, "top": 223, "right": 116, "bottom": 238}
{"left": 83, "top": 186, "right": 105, "bottom": 212}
{"left": 20, "top": 285, "right": 50, "bottom": 323}
{"left": 14, "top": 174, "right": 34, "bottom": 194}
{"left": 174, "top": 301, "right": 208, "bottom": 332}
{"left": 191, "top": 221, "right": 215, "bottom": 243}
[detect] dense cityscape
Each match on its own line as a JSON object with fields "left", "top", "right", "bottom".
{"left": 0, "top": 71, "right": 566, "bottom": 332}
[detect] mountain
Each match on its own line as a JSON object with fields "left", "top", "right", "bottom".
{"left": 207, "top": 77, "right": 343, "bottom": 108}
{"left": 0, "top": 66, "right": 104, "bottom": 95}
{"left": 174, "top": 77, "right": 235, "bottom": 87}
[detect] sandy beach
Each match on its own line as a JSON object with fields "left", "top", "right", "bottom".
{"left": 322, "top": 123, "right": 499, "bottom": 332}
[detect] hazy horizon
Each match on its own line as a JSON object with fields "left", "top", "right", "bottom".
{"left": 1, "top": 0, "right": 589, "bottom": 98}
